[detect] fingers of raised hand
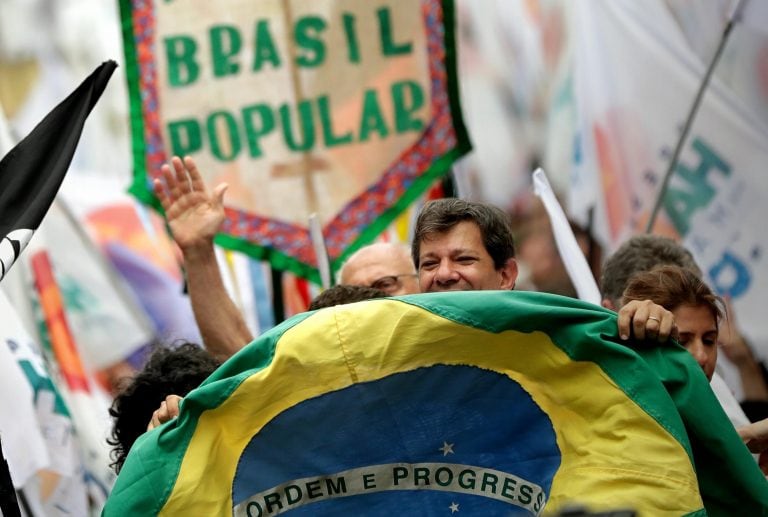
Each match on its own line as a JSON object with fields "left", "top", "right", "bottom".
{"left": 153, "top": 177, "right": 171, "bottom": 211}
{"left": 170, "top": 156, "right": 191, "bottom": 196}
{"left": 212, "top": 182, "right": 229, "bottom": 207}
{"left": 184, "top": 156, "right": 206, "bottom": 193}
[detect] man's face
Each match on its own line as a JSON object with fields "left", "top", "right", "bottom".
{"left": 417, "top": 221, "right": 517, "bottom": 293}
{"left": 340, "top": 246, "right": 419, "bottom": 295}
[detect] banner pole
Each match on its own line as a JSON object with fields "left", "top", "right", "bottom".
{"left": 309, "top": 213, "right": 332, "bottom": 289}
{"left": 0, "top": 436, "right": 21, "bottom": 517}
{"left": 282, "top": 0, "right": 319, "bottom": 216}
{"left": 645, "top": 0, "right": 743, "bottom": 233}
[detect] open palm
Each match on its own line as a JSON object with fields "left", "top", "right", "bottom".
{"left": 153, "top": 156, "right": 228, "bottom": 250}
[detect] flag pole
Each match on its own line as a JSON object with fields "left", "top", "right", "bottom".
{"left": 0, "top": 436, "right": 21, "bottom": 517}
{"left": 309, "top": 213, "right": 332, "bottom": 289}
{"left": 645, "top": 0, "right": 744, "bottom": 233}
{"left": 533, "top": 168, "right": 602, "bottom": 305}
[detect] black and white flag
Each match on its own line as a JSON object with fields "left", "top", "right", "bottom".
{"left": 0, "top": 60, "right": 116, "bottom": 281}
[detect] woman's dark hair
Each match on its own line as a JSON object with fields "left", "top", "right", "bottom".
{"left": 107, "top": 342, "right": 220, "bottom": 472}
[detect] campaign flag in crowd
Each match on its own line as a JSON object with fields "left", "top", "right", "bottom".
{"left": 104, "top": 292, "right": 768, "bottom": 516}
{"left": 568, "top": 0, "right": 768, "bottom": 358}
{"left": 80, "top": 197, "right": 203, "bottom": 345}
{"left": 735, "top": 0, "right": 768, "bottom": 36}
{"left": 0, "top": 290, "right": 52, "bottom": 488}
{"left": 0, "top": 288, "right": 89, "bottom": 515}
{"left": 34, "top": 200, "right": 153, "bottom": 370}
{"left": 28, "top": 245, "right": 116, "bottom": 507}
{"left": 119, "top": 0, "right": 470, "bottom": 284}
{"left": 0, "top": 60, "right": 116, "bottom": 282}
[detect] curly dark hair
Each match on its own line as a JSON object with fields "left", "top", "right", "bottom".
{"left": 308, "top": 285, "right": 389, "bottom": 310}
{"left": 107, "top": 342, "right": 220, "bottom": 473}
{"left": 412, "top": 198, "right": 516, "bottom": 269}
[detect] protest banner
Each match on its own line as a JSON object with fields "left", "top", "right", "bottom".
{"left": 119, "top": 0, "right": 470, "bottom": 283}
{"left": 569, "top": 0, "right": 768, "bottom": 357}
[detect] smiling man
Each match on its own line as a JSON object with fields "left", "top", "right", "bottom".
{"left": 412, "top": 198, "right": 518, "bottom": 293}
{"left": 412, "top": 198, "right": 676, "bottom": 344}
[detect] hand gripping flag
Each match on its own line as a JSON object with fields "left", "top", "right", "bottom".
{"left": 119, "top": 0, "right": 470, "bottom": 284}
{"left": 104, "top": 291, "right": 768, "bottom": 516}
{"left": 0, "top": 60, "right": 116, "bottom": 282}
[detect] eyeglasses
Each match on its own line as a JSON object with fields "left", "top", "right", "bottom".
{"left": 369, "top": 274, "right": 418, "bottom": 294}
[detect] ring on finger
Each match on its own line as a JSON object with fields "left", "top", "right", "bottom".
{"left": 648, "top": 316, "right": 661, "bottom": 323}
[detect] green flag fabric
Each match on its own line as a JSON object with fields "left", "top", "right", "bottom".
{"left": 104, "top": 291, "right": 768, "bottom": 516}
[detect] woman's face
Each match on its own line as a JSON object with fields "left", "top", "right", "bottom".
{"left": 672, "top": 304, "right": 718, "bottom": 381}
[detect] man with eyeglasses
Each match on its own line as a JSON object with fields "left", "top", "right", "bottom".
{"left": 337, "top": 242, "right": 420, "bottom": 295}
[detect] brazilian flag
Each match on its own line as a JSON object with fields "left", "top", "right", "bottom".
{"left": 104, "top": 291, "right": 768, "bottom": 516}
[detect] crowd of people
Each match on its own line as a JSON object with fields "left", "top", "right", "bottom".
{"left": 107, "top": 155, "right": 768, "bottom": 506}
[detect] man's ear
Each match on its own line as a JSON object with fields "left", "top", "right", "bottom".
{"left": 601, "top": 298, "right": 616, "bottom": 310}
{"left": 499, "top": 258, "right": 519, "bottom": 290}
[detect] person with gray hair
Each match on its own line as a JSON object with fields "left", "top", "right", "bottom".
{"left": 600, "top": 234, "right": 701, "bottom": 310}
{"left": 601, "top": 233, "right": 753, "bottom": 428}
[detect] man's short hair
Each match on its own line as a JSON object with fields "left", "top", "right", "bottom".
{"left": 309, "top": 285, "right": 389, "bottom": 310}
{"left": 600, "top": 234, "right": 702, "bottom": 305}
{"left": 108, "top": 343, "right": 220, "bottom": 473}
{"left": 412, "top": 198, "right": 515, "bottom": 269}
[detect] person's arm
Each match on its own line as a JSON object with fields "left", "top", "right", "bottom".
{"left": 737, "top": 418, "right": 768, "bottom": 475}
{"left": 720, "top": 300, "right": 768, "bottom": 402}
{"left": 154, "top": 156, "right": 254, "bottom": 360}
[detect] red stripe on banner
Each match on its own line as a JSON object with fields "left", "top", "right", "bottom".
{"left": 426, "top": 179, "right": 446, "bottom": 201}
{"left": 30, "top": 251, "right": 91, "bottom": 393}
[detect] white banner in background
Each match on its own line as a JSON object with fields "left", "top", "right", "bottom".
{"left": 570, "top": 0, "right": 768, "bottom": 357}
{"left": 0, "top": 289, "right": 50, "bottom": 487}
{"left": 0, "top": 288, "right": 89, "bottom": 515}
{"left": 36, "top": 200, "right": 153, "bottom": 369}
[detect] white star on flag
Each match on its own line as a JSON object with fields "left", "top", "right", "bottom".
{"left": 439, "top": 441, "right": 455, "bottom": 456}
{"left": 449, "top": 502, "right": 460, "bottom": 513}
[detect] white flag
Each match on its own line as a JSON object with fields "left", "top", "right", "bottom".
{"left": 533, "top": 168, "right": 601, "bottom": 305}
{"left": 0, "top": 290, "right": 50, "bottom": 488}
{"left": 35, "top": 199, "right": 153, "bottom": 369}
{"left": 734, "top": 0, "right": 768, "bottom": 36}
{"left": 569, "top": 0, "right": 768, "bottom": 360}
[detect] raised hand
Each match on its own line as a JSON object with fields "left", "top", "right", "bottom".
{"left": 153, "top": 156, "right": 228, "bottom": 251}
